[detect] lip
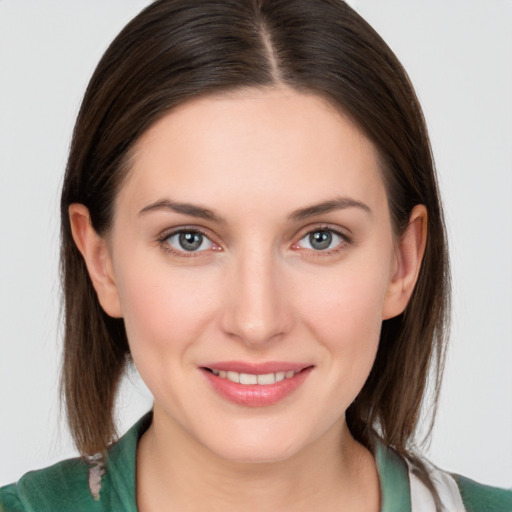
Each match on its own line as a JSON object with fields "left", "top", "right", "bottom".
{"left": 201, "top": 360, "right": 309, "bottom": 374}
{"left": 200, "top": 361, "right": 313, "bottom": 407}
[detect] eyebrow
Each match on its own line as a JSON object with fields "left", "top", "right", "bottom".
{"left": 288, "top": 197, "right": 372, "bottom": 221}
{"left": 139, "top": 199, "right": 226, "bottom": 223}
{"left": 139, "top": 196, "right": 371, "bottom": 223}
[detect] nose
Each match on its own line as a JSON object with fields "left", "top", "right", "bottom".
{"left": 220, "top": 247, "right": 293, "bottom": 346}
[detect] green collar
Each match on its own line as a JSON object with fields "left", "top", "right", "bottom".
{"left": 103, "top": 413, "right": 151, "bottom": 511}
{"left": 374, "top": 440, "right": 412, "bottom": 512}
{"left": 105, "top": 413, "right": 411, "bottom": 511}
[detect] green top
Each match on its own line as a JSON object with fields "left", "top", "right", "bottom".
{"left": 1, "top": 413, "right": 510, "bottom": 511}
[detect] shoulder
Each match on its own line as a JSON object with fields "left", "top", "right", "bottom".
{"left": 373, "top": 438, "right": 511, "bottom": 511}
{"left": 0, "top": 413, "right": 150, "bottom": 512}
{"left": 406, "top": 452, "right": 511, "bottom": 512}
{"left": 0, "top": 457, "right": 100, "bottom": 512}
{"left": 452, "top": 473, "right": 512, "bottom": 512}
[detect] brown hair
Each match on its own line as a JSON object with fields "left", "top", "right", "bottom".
{"left": 61, "top": 0, "right": 450, "bottom": 457}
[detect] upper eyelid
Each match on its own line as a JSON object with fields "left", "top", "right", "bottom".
{"left": 289, "top": 227, "right": 352, "bottom": 257}
{"left": 157, "top": 228, "right": 221, "bottom": 259}
{"left": 299, "top": 229, "right": 346, "bottom": 245}
{"left": 294, "top": 224, "right": 351, "bottom": 242}
{"left": 158, "top": 226, "right": 218, "bottom": 252}
{"left": 158, "top": 225, "right": 214, "bottom": 241}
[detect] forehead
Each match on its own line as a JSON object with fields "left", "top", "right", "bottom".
{"left": 118, "top": 87, "right": 386, "bottom": 218}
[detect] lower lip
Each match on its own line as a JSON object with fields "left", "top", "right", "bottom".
{"left": 202, "top": 367, "right": 313, "bottom": 407}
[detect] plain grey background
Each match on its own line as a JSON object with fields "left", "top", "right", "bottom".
{"left": 1, "top": 0, "right": 511, "bottom": 487}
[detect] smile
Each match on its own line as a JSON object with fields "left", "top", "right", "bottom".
{"left": 201, "top": 364, "right": 313, "bottom": 407}
{"left": 206, "top": 369, "right": 299, "bottom": 385}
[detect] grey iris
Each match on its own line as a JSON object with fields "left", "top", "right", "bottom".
{"left": 310, "top": 230, "right": 332, "bottom": 250}
{"left": 179, "top": 232, "right": 203, "bottom": 251}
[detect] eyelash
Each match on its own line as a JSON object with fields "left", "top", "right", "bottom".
{"left": 157, "top": 225, "right": 351, "bottom": 258}
{"left": 157, "top": 227, "right": 219, "bottom": 258}
{"left": 292, "top": 226, "right": 351, "bottom": 256}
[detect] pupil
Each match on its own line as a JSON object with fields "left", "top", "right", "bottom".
{"left": 179, "top": 232, "right": 202, "bottom": 251}
{"left": 310, "top": 230, "right": 332, "bottom": 250}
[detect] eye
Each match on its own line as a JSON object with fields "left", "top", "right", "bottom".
{"left": 296, "top": 228, "right": 346, "bottom": 251}
{"left": 164, "top": 230, "right": 216, "bottom": 253}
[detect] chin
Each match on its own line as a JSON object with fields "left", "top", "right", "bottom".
{"left": 194, "top": 419, "right": 313, "bottom": 465}
{"left": 210, "top": 440, "right": 301, "bottom": 465}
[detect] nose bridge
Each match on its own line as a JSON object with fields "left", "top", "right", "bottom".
{"left": 221, "top": 242, "right": 290, "bottom": 345}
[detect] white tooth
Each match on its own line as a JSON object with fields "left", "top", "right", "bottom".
{"left": 257, "top": 373, "right": 276, "bottom": 385}
{"left": 226, "top": 371, "right": 240, "bottom": 383}
{"left": 239, "top": 373, "right": 257, "bottom": 385}
{"left": 219, "top": 370, "right": 227, "bottom": 378}
{"left": 275, "top": 371, "right": 285, "bottom": 382}
{"left": 285, "top": 370, "right": 295, "bottom": 379}
{"left": 211, "top": 369, "right": 219, "bottom": 376}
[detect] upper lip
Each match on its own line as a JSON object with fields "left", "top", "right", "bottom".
{"left": 201, "top": 361, "right": 312, "bottom": 374}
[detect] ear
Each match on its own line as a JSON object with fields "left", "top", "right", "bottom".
{"left": 382, "top": 204, "right": 428, "bottom": 320}
{"left": 69, "top": 203, "right": 123, "bottom": 318}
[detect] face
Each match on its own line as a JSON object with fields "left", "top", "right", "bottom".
{"left": 100, "top": 88, "right": 406, "bottom": 462}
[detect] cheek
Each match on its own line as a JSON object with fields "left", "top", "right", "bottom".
{"left": 292, "top": 255, "right": 392, "bottom": 388}
{"left": 113, "top": 256, "right": 217, "bottom": 361}
{"left": 313, "top": 281, "right": 383, "bottom": 375}
{"left": 114, "top": 263, "right": 222, "bottom": 414}
{"left": 296, "top": 259, "right": 390, "bottom": 341}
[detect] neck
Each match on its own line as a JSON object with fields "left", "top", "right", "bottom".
{"left": 136, "top": 408, "right": 380, "bottom": 512}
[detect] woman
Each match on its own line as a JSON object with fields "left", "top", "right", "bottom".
{"left": 0, "top": 1, "right": 510, "bottom": 510}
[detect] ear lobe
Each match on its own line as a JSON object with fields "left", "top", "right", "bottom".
{"left": 382, "top": 204, "right": 428, "bottom": 320}
{"left": 68, "top": 203, "right": 123, "bottom": 318}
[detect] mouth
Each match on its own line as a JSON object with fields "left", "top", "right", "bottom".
{"left": 203, "top": 368, "right": 302, "bottom": 385}
{"left": 200, "top": 363, "right": 313, "bottom": 407}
